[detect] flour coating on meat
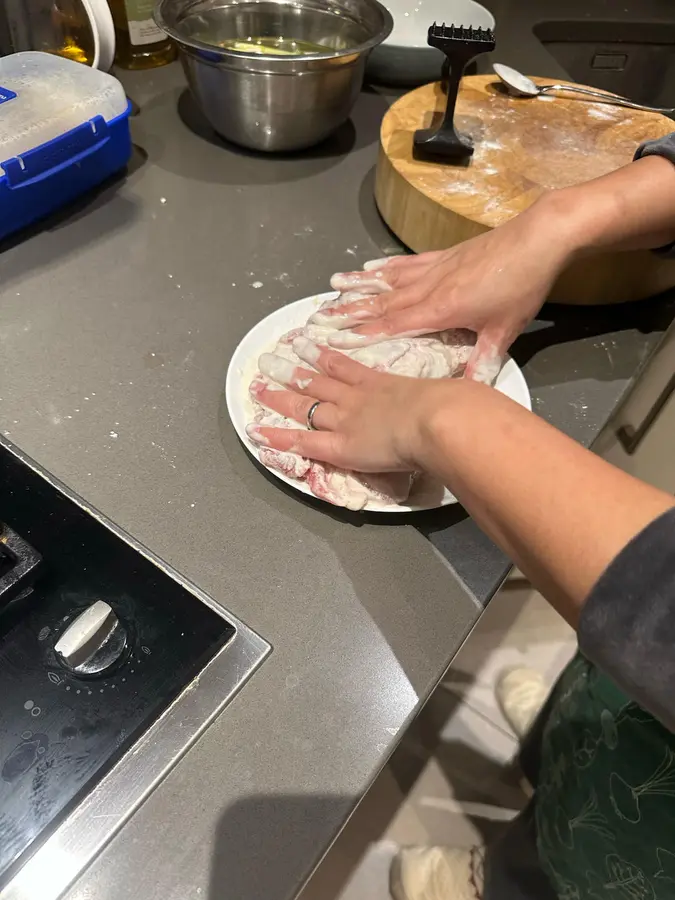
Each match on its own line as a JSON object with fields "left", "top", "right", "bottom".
{"left": 248, "top": 297, "right": 474, "bottom": 510}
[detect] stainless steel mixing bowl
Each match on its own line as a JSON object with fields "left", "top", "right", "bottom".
{"left": 155, "top": 0, "right": 392, "bottom": 152}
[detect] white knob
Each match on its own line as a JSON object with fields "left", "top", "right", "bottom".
{"left": 55, "top": 601, "right": 120, "bottom": 671}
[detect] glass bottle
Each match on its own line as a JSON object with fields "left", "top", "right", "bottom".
{"left": 51, "top": 1, "right": 95, "bottom": 65}
{"left": 108, "top": 0, "right": 175, "bottom": 69}
{"left": 4, "top": 1, "right": 96, "bottom": 65}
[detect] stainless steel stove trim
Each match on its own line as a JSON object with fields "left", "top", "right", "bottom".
{"left": 0, "top": 437, "right": 272, "bottom": 900}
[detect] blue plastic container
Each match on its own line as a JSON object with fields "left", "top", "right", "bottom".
{"left": 0, "top": 103, "right": 132, "bottom": 241}
{"left": 0, "top": 52, "right": 133, "bottom": 242}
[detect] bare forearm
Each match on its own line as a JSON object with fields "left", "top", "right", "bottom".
{"left": 420, "top": 382, "right": 675, "bottom": 628}
{"left": 538, "top": 154, "right": 675, "bottom": 258}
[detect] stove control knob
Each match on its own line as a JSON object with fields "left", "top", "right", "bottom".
{"left": 54, "top": 600, "right": 128, "bottom": 676}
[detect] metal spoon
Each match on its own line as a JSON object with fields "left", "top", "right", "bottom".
{"left": 493, "top": 63, "right": 674, "bottom": 115}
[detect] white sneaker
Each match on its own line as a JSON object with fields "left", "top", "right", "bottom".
{"left": 390, "top": 846, "right": 484, "bottom": 900}
{"left": 495, "top": 667, "right": 548, "bottom": 741}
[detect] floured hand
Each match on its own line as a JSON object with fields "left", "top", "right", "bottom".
{"left": 246, "top": 296, "right": 473, "bottom": 509}
{"left": 247, "top": 339, "right": 457, "bottom": 475}
{"left": 318, "top": 198, "right": 576, "bottom": 383}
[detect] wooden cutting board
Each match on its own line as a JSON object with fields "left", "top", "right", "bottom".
{"left": 375, "top": 76, "right": 675, "bottom": 305}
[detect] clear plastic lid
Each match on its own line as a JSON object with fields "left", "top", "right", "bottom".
{"left": 0, "top": 51, "right": 128, "bottom": 168}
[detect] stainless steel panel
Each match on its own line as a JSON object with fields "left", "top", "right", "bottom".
{"left": 595, "top": 324, "right": 675, "bottom": 492}
{"left": 609, "top": 325, "right": 675, "bottom": 452}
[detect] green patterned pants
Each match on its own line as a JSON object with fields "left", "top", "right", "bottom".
{"left": 534, "top": 652, "right": 675, "bottom": 900}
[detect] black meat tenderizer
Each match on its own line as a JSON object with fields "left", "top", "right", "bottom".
{"left": 413, "top": 23, "right": 496, "bottom": 164}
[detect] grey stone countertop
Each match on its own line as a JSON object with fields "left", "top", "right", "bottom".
{"left": 1, "top": 64, "right": 674, "bottom": 900}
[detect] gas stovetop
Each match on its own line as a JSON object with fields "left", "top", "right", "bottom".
{"left": 0, "top": 440, "right": 270, "bottom": 900}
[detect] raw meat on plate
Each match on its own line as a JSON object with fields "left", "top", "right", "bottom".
{"left": 248, "top": 296, "right": 474, "bottom": 510}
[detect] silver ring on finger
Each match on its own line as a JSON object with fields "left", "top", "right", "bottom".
{"left": 306, "top": 401, "right": 321, "bottom": 431}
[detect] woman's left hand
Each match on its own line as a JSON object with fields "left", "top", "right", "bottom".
{"left": 246, "top": 336, "right": 455, "bottom": 473}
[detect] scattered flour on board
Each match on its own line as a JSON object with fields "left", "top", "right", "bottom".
{"left": 479, "top": 139, "right": 503, "bottom": 151}
{"left": 586, "top": 104, "right": 621, "bottom": 121}
{"left": 439, "top": 180, "right": 482, "bottom": 196}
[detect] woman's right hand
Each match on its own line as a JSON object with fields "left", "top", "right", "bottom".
{"left": 319, "top": 195, "right": 578, "bottom": 382}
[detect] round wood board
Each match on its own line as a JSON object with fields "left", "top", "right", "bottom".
{"left": 375, "top": 76, "right": 675, "bottom": 305}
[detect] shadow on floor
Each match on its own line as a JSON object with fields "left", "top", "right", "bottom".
{"left": 209, "top": 591, "right": 569, "bottom": 900}
{"left": 299, "top": 689, "right": 523, "bottom": 900}
{"left": 293, "top": 589, "right": 572, "bottom": 900}
{"left": 205, "top": 687, "right": 524, "bottom": 900}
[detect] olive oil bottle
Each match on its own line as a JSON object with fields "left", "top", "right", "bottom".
{"left": 108, "top": 0, "right": 175, "bottom": 69}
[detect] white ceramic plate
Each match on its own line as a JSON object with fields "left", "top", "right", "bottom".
{"left": 226, "top": 292, "right": 532, "bottom": 513}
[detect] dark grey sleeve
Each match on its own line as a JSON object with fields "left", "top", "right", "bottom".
{"left": 634, "top": 132, "right": 675, "bottom": 257}
{"left": 579, "top": 506, "right": 675, "bottom": 732}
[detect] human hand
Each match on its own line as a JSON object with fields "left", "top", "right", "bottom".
{"left": 246, "top": 337, "right": 459, "bottom": 473}
{"left": 317, "top": 198, "right": 576, "bottom": 383}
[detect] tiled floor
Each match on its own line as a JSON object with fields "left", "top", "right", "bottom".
{"left": 298, "top": 576, "right": 576, "bottom": 900}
